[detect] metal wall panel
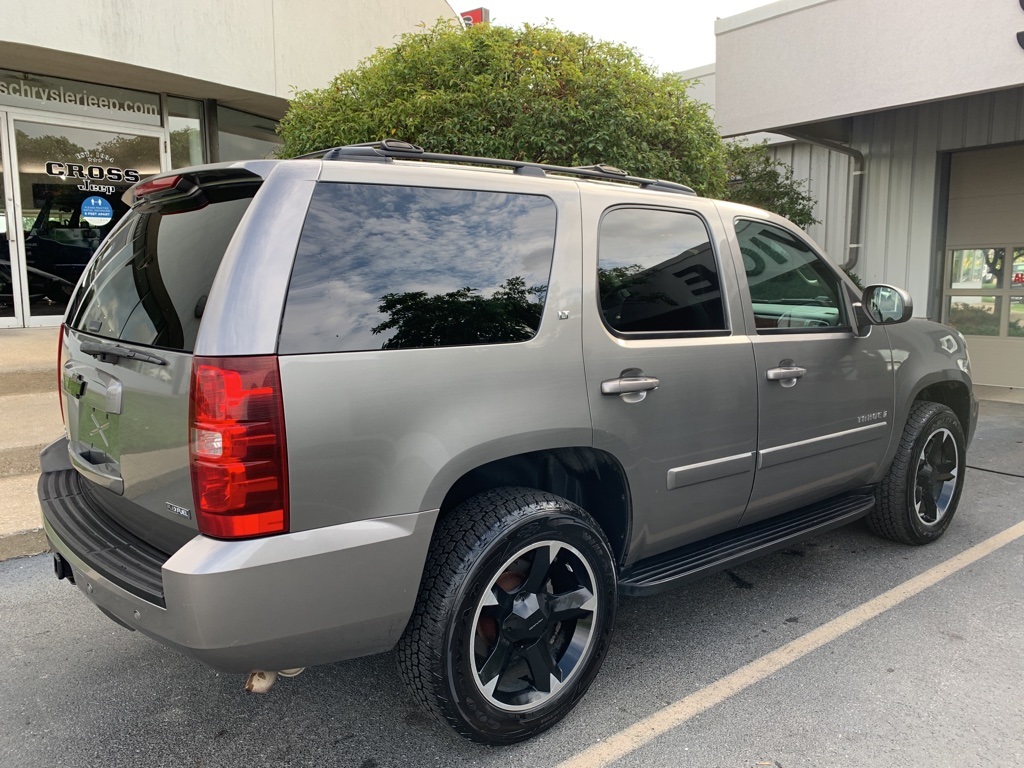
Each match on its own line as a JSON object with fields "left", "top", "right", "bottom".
{"left": 850, "top": 87, "right": 1024, "bottom": 319}
{"left": 767, "top": 142, "right": 851, "bottom": 264}
{"left": 768, "top": 86, "right": 1024, "bottom": 346}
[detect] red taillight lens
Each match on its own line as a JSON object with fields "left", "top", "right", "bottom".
{"left": 132, "top": 174, "right": 181, "bottom": 202}
{"left": 189, "top": 356, "right": 289, "bottom": 539}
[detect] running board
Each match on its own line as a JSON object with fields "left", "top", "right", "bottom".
{"left": 618, "top": 492, "right": 876, "bottom": 597}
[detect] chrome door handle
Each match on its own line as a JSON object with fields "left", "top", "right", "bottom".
{"left": 766, "top": 365, "right": 807, "bottom": 388}
{"left": 601, "top": 375, "right": 660, "bottom": 395}
{"left": 601, "top": 373, "right": 660, "bottom": 403}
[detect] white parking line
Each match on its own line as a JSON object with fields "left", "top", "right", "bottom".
{"left": 557, "top": 519, "right": 1024, "bottom": 768}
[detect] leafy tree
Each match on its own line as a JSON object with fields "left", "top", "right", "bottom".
{"left": 279, "top": 20, "right": 822, "bottom": 225}
{"left": 279, "top": 20, "right": 729, "bottom": 197}
{"left": 724, "top": 141, "right": 819, "bottom": 229}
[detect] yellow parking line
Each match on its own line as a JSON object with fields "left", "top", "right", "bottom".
{"left": 557, "top": 519, "right": 1024, "bottom": 768}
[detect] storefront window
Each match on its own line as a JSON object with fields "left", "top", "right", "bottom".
{"left": 944, "top": 247, "right": 1024, "bottom": 339}
{"left": 217, "top": 106, "right": 280, "bottom": 161}
{"left": 14, "top": 121, "right": 160, "bottom": 317}
{"left": 948, "top": 248, "right": 1003, "bottom": 289}
{"left": 946, "top": 296, "right": 1002, "bottom": 336}
{"left": 168, "top": 97, "right": 205, "bottom": 168}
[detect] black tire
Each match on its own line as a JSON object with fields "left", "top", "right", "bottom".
{"left": 396, "top": 487, "right": 617, "bottom": 745}
{"left": 867, "top": 402, "right": 966, "bottom": 545}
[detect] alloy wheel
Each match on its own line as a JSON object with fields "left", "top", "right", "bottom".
{"left": 913, "top": 427, "right": 959, "bottom": 525}
{"left": 470, "top": 540, "right": 599, "bottom": 712}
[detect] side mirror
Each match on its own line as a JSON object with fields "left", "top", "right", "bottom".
{"left": 859, "top": 284, "right": 913, "bottom": 329}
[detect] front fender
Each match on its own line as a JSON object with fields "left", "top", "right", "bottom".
{"left": 883, "top": 320, "right": 977, "bottom": 462}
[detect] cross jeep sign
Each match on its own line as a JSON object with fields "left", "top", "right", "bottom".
{"left": 45, "top": 160, "right": 141, "bottom": 196}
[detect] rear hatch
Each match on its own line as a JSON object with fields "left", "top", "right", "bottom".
{"left": 60, "top": 168, "right": 264, "bottom": 553}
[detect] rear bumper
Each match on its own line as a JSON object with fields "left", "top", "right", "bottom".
{"left": 39, "top": 442, "right": 437, "bottom": 673}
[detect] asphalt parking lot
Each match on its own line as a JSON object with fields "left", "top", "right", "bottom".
{"left": 2, "top": 400, "right": 1021, "bottom": 768}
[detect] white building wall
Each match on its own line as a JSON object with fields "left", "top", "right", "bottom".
{"left": 715, "top": 0, "right": 1024, "bottom": 137}
{"left": 0, "top": 0, "right": 459, "bottom": 116}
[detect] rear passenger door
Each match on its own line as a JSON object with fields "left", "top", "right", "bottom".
{"left": 273, "top": 167, "right": 593, "bottom": 531}
{"left": 727, "top": 216, "right": 895, "bottom": 525}
{"left": 582, "top": 192, "right": 758, "bottom": 564}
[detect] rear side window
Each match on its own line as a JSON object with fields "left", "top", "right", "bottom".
{"left": 67, "top": 184, "right": 258, "bottom": 352}
{"left": 598, "top": 207, "right": 727, "bottom": 335}
{"left": 278, "top": 183, "right": 557, "bottom": 354}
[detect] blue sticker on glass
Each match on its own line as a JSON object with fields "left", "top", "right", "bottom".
{"left": 81, "top": 195, "right": 114, "bottom": 225}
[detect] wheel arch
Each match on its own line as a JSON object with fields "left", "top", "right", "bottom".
{"left": 437, "top": 448, "right": 633, "bottom": 567}
{"left": 911, "top": 378, "right": 973, "bottom": 442}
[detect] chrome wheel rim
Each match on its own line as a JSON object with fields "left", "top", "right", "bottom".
{"left": 913, "top": 427, "right": 959, "bottom": 525}
{"left": 469, "top": 540, "right": 599, "bottom": 712}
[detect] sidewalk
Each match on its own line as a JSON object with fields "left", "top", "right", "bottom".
{"left": 0, "top": 327, "right": 1022, "bottom": 561}
{"left": 0, "top": 328, "right": 62, "bottom": 561}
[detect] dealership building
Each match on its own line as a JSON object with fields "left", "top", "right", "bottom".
{"left": 0, "top": 0, "right": 458, "bottom": 329}
{"left": 690, "top": 0, "right": 1024, "bottom": 388}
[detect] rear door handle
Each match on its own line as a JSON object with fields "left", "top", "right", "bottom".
{"left": 766, "top": 365, "right": 807, "bottom": 388}
{"left": 601, "top": 372, "right": 660, "bottom": 403}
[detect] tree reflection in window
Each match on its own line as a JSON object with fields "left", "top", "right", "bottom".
{"left": 597, "top": 208, "right": 726, "bottom": 334}
{"left": 371, "top": 276, "right": 546, "bottom": 348}
{"left": 279, "top": 183, "right": 557, "bottom": 354}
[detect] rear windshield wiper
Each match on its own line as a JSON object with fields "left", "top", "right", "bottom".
{"left": 79, "top": 341, "right": 168, "bottom": 366}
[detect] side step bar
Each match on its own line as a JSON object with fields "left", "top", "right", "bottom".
{"left": 619, "top": 492, "right": 876, "bottom": 597}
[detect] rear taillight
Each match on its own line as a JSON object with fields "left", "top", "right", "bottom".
{"left": 57, "top": 324, "right": 65, "bottom": 425}
{"left": 131, "top": 174, "right": 182, "bottom": 204}
{"left": 189, "top": 356, "right": 289, "bottom": 539}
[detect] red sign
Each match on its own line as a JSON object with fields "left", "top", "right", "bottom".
{"left": 461, "top": 7, "right": 490, "bottom": 26}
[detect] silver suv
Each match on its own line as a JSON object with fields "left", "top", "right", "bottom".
{"left": 39, "top": 141, "right": 977, "bottom": 744}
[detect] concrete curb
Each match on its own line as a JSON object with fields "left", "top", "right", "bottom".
{"left": 0, "top": 444, "right": 48, "bottom": 479}
{"left": 0, "top": 370, "right": 56, "bottom": 396}
{"left": 0, "top": 528, "right": 48, "bottom": 561}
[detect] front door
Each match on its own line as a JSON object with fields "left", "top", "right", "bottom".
{"left": 729, "top": 217, "right": 895, "bottom": 525}
{"left": 5, "top": 113, "right": 162, "bottom": 325}
{"left": 583, "top": 195, "right": 758, "bottom": 564}
{"left": 0, "top": 111, "right": 22, "bottom": 327}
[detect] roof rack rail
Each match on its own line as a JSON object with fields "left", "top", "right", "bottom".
{"left": 305, "top": 140, "right": 697, "bottom": 196}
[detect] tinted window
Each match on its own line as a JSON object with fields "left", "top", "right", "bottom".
{"left": 279, "top": 183, "right": 557, "bottom": 354}
{"left": 735, "top": 219, "right": 845, "bottom": 332}
{"left": 67, "top": 186, "right": 257, "bottom": 351}
{"left": 598, "top": 207, "right": 726, "bottom": 334}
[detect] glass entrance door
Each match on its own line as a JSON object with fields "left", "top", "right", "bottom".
{"left": 9, "top": 117, "right": 161, "bottom": 324}
{"left": 0, "top": 111, "right": 21, "bottom": 326}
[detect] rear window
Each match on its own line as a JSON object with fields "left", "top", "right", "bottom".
{"left": 66, "top": 184, "right": 257, "bottom": 352}
{"left": 278, "top": 183, "right": 557, "bottom": 354}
